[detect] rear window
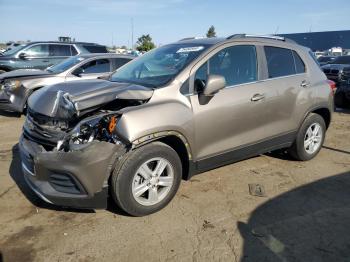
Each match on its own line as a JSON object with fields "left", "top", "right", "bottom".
{"left": 82, "top": 45, "right": 108, "bottom": 53}
{"left": 309, "top": 51, "right": 320, "bottom": 66}
{"left": 265, "top": 46, "right": 295, "bottom": 78}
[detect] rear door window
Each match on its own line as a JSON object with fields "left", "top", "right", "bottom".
{"left": 49, "top": 45, "right": 71, "bottom": 56}
{"left": 264, "top": 46, "right": 295, "bottom": 78}
{"left": 112, "top": 58, "right": 132, "bottom": 70}
{"left": 79, "top": 59, "right": 111, "bottom": 74}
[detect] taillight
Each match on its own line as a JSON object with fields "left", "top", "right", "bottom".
{"left": 327, "top": 80, "right": 336, "bottom": 95}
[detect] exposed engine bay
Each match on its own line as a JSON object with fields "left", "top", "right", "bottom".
{"left": 23, "top": 79, "right": 154, "bottom": 153}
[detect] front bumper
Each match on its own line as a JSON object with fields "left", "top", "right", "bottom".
{"left": 19, "top": 135, "right": 125, "bottom": 209}
{"left": 0, "top": 88, "right": 27, "bottom": 113}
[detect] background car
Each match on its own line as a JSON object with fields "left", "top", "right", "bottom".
{"left": 321, "top": 55, "right": 350, "bottom": 84}
{"left": 0, "top": 53, "right": 133, "bottom": 113}
{"left": 317, "top": 56, "right": 336, "bottom": 66}
{"left": 334, "top": 80, "right": 350, "bottom": 108}
{"left": 0, "top": 41, "right": 108, "bottom": 74}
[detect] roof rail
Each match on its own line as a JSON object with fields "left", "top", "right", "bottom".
{"left": 178, "top": 36, "right": 205, "bottom": 41}
{"left": 226, "top": 34, "right": 296, "bottom": 43}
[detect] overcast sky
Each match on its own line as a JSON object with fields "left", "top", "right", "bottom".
{"left": 0, "top": 0, "right": 349, "bottom": 47}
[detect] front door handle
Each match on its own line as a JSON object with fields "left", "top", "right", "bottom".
{"left": 251, "top": 93, "right": 265, "bottom": 102}
{"left": 300, "top": 80, "right": 310, "bottom": 88}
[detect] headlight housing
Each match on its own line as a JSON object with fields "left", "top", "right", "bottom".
{"left": 3, "top": 79, "right": 21, "bottom": 92}
{"left": 57, "top": 114, "right": 121, "bottom": 151}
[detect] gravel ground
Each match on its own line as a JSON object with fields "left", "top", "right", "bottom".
{"left": 0, "top": 109, "right": 349, "bottom": 262}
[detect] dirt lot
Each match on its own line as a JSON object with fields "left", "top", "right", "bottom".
{"left": 0, "top": 110, "right": 349, "bottom": 262}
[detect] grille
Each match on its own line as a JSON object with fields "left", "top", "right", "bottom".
{"left": 49, "top": 173, "right": 85, "bottom": 195}
{"left": 323, "top": 69, "right": 330, "bottom": 74}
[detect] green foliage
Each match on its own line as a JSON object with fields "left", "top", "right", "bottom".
{"left": 136, "top": 34, "right": 156, "bottom": 52}
{"left": 206, "top": 25, "right": 216, "bottom": 38}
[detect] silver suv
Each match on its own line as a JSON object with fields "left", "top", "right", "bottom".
{"left": 19, "top": 35, "right": 334, "bottom": 216}
{"left": 0, "top": 53, "right": 133, "bottom": 113}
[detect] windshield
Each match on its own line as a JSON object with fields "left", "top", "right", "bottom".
{"left": 330, "top": 56, "right": 350, "bottom": 64}
{"left": 110, "top": 43, "right": 210, "bottom": 87}
{"left": 47, "top": 56, "right": 85, "bottom": 73}
{"left": 1, "top": 44, "right": 26, "bottom": 56}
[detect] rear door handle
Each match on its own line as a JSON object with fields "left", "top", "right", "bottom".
{"left": 300, "top": 80, "right": 310, "bottom": 88}
{"left": 251, "top": 93, "right": 265, "bottom": 102}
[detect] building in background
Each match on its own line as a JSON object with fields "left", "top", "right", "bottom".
{"left": 278, "top": 30, "right": 350, "bottom": 53}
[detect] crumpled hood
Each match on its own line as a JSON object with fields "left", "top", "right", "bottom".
{"left": 28, "top": 79, "right": 153, "bottom": 118}
{"left": 0, "top": 69, "right": 52, "bottom": 81}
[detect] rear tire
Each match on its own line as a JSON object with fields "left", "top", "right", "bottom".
{"left": 288, "top": 113, "right": 326, "bottom": 161}
{"left": 111, "top": 142, "right": 182, "bottom": 216}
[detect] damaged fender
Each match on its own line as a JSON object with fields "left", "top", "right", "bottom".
{"left": 20, "top": 136, "right": 126, "bottom": 208}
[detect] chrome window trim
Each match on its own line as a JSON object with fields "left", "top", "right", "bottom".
{"left": 184, "top": 72, "right": 307, "bottom": 97}
{"left": 15, "top": 43, "right": 78, "bottom": 59}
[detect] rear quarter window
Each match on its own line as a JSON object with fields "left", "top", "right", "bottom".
{"left": 292, "top": 50, "right": 306, "bottom": 74}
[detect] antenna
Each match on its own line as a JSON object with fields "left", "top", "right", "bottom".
{"left": 274, "top": 26, "right": 279, "bottom": 35}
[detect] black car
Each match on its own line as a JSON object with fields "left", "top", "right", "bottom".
{"left": 334, "top": 80, "right": 350, "bottom": 108}
{"left": 321, "top": 56, "right": 350, "bottom": 84}
{"left": 0, "top": 41, "right": 108, "bottom": 74}
{"left": 317, "top": 56, "right": 336, "bottom": 66}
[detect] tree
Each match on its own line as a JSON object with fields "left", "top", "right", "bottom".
{"left": 206, "top": 25, "right": 216, "bottom": 38}
{"left": 136, "top": 34, "right": 156, "bottom": 52}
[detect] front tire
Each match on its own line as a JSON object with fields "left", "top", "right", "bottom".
{"left": 288, "top": 113, "right": 326, "bottom": 161}
{"left": 111, "top": 142, "right": 182, "bottom": 216}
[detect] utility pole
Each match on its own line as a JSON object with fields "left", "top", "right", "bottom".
{"left": 131, "top": 18, "right": 134, "bottom": 50}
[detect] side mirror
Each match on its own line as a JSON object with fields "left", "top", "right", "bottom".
{"left": 203, "top": 74, "right": 226, "bottom": 96}
{"left": 18, "top": 53, "right": 28, "bottom": 60}
{"left": 97, "top": 73, "right": 112, "bottom": 80}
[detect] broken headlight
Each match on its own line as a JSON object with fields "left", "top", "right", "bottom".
{"left": 3, "top": 79, "right": 21, "bottom": 92}
{"left": 57, "top": 114, "right": 120, "bottom": 151}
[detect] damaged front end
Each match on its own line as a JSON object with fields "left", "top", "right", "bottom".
{"left": 19, "top": 80, "right": 154, "bottom": 209}
{"left": 20, "top": 111, "right": 128, "bottom": 209}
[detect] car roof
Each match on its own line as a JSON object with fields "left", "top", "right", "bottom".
{"left": 176, "top": 35, "right": 307, "bottom": 50}
{"left": 76, "top": 53, "right": 134, "bottom": 59}
{"left": 25, "top": 41, "right": 105, "bottom": 46}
